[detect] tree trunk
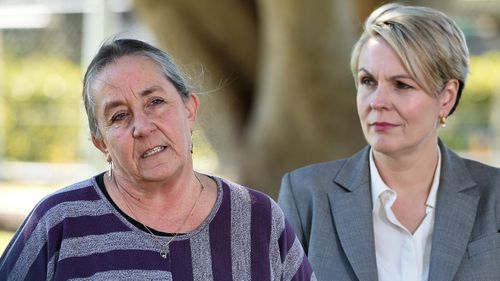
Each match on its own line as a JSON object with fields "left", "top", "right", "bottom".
{"left": 240, "top": 0, "right": 365, "bottom": 197}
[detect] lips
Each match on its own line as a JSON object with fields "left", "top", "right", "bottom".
{"left": 142, "top": 146, "right": 166, "bottom": 158}
{"left": 372, "top": 122, "right": 394, "bottom": 126}
{"left": 371, "top": 121, "right": 397, "bottom": 131}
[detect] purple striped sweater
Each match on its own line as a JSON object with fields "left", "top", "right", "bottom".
{"left": 0, "top": 175, "right": 316, "bottom": 281}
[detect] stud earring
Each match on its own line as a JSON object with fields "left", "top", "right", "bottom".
{"left": 439, "top": 116, "right": 447, "bottom": 128}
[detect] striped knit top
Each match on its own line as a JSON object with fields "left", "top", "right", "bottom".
{"left": 0, "top": 174, "right": 316, "bottom": 281}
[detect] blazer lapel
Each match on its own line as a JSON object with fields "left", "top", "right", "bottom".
{"left": 328, "top": 147, "right": 379, "bottom": 281}
{"left": 428, "top": 141, "right": 479, "bottom": 281}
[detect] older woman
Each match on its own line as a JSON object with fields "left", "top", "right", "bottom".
{"left": 279, "top": 3, "right": 500, "bottom": 281}
{"left": 0, "top": 39, "right": 315, "bottom": 280}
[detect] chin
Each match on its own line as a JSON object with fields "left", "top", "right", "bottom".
{"left": 138, "top": 168, "right": 172, "bottom": 182}
{"left": 367, "top": 138, "right": 399, "bottom": 155}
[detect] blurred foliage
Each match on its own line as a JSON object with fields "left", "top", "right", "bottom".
{"left": 441, "top": 52, "right": 500, "bottom": 150}
{"left": 2, "top": 56, "right": 82, "bottom": 162}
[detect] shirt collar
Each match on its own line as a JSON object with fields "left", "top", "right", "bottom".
{"left": 369, "top": 146, "right": 441, "bottom": 209}
{"left": 426, "top": 146, "right": 441, "bottom": 209}
{"left": 370, "top": 148, "right": 390, "bottom": 207}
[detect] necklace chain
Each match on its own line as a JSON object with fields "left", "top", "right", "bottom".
{"left": 112, "top": 173, "right": 205, "bottom": 259}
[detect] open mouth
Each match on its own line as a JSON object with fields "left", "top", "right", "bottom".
{"left": 142, "top": 146, "right": 166, "bottom": 158}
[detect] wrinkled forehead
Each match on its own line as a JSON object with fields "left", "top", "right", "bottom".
{"left": 91, "top": 56, "right": 176, "bottom": 111}
{"left": 92, "top": 55, "right": 165, "bottom": 94}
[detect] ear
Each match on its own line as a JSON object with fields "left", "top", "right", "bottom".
{"left": 439, "top": 79, "right": 459, "bottom": 117}
{"left": 185, "top": 93, "right": 200, "bottom": 131}
{"left": 92, "top": 134, "right": 112, "bottom": 162}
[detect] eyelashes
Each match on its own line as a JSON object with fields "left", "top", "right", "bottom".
{"left": 359, "top": 76, "right": 376, "bottom": 87}
{"left": 110, "top": 112, "right": 128, "bottom": 123}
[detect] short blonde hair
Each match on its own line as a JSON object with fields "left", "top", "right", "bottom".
{"left": 350, "top": 3, "right": 469, "bottom": 115}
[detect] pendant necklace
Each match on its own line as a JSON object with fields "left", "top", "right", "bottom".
{"left": 112, "top": 173, "right": 205, "bottom": 259}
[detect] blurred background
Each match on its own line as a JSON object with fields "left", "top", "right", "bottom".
{"left": 1, "top": 0, "right": 499, "bottom": 254}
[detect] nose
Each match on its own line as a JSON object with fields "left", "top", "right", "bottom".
{"left": 370, "top": 84, "right": 390, "bottom": 110}
{"left": 132, "top": 111, "right": 155, "bottom": 137}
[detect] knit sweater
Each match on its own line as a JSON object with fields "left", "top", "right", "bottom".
{"left": 0, "top": 174, "right": 315, "bottom": 281}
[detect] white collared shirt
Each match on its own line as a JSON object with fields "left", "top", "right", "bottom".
{"left": 370, "top": 147, "right": 441, "bottom": 281}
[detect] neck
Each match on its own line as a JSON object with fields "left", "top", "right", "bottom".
{"left": 373, "top": 141, "right": 439, "bottom": 194}
{"left": 114, "top": 166, "right": 197, "bottom": 204}
{"left": 105, "top": 170, "right": 204, "bottom": 231}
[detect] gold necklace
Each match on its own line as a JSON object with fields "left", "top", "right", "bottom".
{"left": 112, "top": 173, "right": 205, "bottom": 259}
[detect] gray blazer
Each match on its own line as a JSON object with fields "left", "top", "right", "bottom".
{"left": 278, "top": 141, "right": 500, "bottom": 281}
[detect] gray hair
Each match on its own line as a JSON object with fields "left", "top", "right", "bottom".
{"left": 350, "top": 3, "right": 469, "bottom": 115}
{"left": 82, "top": 38, "right": 190, "bottom": 138}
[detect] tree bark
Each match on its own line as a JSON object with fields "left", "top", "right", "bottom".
{"left": 240, "top": 0, "right": 365, "bottom": 197}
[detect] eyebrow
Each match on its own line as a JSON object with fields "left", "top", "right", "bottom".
{"left": 357, "top": 67, "right": 413, "bottom": 80}
{"left": 102, "top": 85, "right": 162, "bottom": 116}
{"left": 357, "top": 68, "right": 372, "bottom": 76}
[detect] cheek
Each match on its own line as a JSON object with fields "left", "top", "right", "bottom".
{"left": 169, "top": 110, "right": 191, "bottom": 134}
{"left": 103, "top": 130, "right": 130, "bottom": 154}
{"left": 155, "top": 114, "right": 190, "bottom": 144}
{"left": 356, "top": 93, "right": 369, "bottom": 119}
{"left": 404, "top": 99, "right": 438, "bottom": 120}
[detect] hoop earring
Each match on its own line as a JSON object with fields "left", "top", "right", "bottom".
{"left": 439, "top": 116, "right": 447, "bottom": 128}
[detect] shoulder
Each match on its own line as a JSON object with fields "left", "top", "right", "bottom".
{"left": 22, "top": 177, "right": 104, "bottom": 232}
{"left": 460, "top": 157, "right": 500, "bottom": 193}
{"left": 282, "top": 146, "right": 369, "bottom": 195}
{"left": 1, "top": 176, "right": 127, "bottom": 281}
{"left": 441, "top": 144, "right": 500, "bottom": 202}
{"left": 215, "top": 176, "right": 286, "bottom": 222}
{"left": 287, "top": 158, "right": 348, "bottom": 182}
{"left": 460, "top": 156, "right": 500, "bottom": 178}
{"left": 34, "top": 177, "right": 101, "bottom": 214}
{"left": 216, "top": 176, "right": 279, "bottom": 208}
{"left": 287, "top": 146, "right": 369, "bottom": 182}
{"left": 443, "top": 143, "right": 500, "bottom": 184}
{"left": 463, "top": 157, "right": 500, "bottom": 173}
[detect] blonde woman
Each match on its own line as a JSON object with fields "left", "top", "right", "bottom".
{"left": 279, "top": 3, "right": 500, "bottom": 281}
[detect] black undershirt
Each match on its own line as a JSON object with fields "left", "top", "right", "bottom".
{"left": 96, "top": 172, "right": 178, "bottom": 237}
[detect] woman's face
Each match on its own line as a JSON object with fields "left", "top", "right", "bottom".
{"left": 91, "top": 55, "right": 198, "bottom": 183}
{"left": 356, "top": 36, "right": 455, "bottom": 156}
